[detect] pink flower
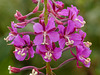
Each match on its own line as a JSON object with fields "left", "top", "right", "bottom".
{"left": 4, "top": 22, "right": 17, "bottom": 44}
{"left": 58, "top": 20, "right": 82, "bottom": 49}
{"left": 36, "top": 43, "right": 62, "bottom": 62}
{"left": 13, "top": 35, "right": 35, "bottom": 61}
{"left": 33, "top": 17, "right": 59, "bottom": 45}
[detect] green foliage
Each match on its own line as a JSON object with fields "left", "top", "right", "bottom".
{"left": 0, "top": 0, "right": 100, "bottom": 75}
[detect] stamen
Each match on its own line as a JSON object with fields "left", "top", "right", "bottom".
{"left": 17, "top": 49, "right": 26, "bottom": 57}
{"left": 4, "top": 34, "right": 14, "bottom": 42}
{"left": 8, "top": 66, "right": 12, "bottom": 74}
{"left": 84, "top": 41, "right": 92, "bottom": 48}
{"left": 30, "top": 69, "right": 38, "bottom": 75}
{"left": 75, "top": 18, "right": 86, "bottom": 27}
{"left": 44, "top": 52, "right": 52, "bottom": 60}
{"left": 84, "top": 58, "right": 91, "bottom": 65}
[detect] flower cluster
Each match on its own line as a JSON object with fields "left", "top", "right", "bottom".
{"left": 5, "top": 0, "right": 92, "bottom": 75}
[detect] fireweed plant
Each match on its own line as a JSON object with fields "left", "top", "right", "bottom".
{"left": 4, "top": 0, "right": 92, "bottom": 75}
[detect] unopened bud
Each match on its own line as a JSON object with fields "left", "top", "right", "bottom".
{"left": 32, "top": 0, "right": 38, "bottom": 4}
{"left": 55, "top": 1, "right": 64, "bottom": 9}
{"left": 33, "top": 6, "right": 39, "bottom": 13}
{"left": 55, "top": 18, "right": 63, "bottom": 25}
{"left": 14, "top": 10, "right": 26, "bottom": 22}
{"left": 8, "top": 66, "right": 20, "bottom": 74}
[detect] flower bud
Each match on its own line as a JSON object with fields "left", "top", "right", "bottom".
{"left": 55, "top": 3, "right": 64, "bottom": 9}
{"left": 33, "top": 6, "right": 39, "bottom": 13}
{"left": 55, "top": 18, "right": 63, "bottom": 25}
{"left": 14, "top": 10, "right": 26, "bottom": 22}
{"left": 8, "top": 66, "right": 20, "bottom": 74}
{"left": 32, "top": 0, "right": 38, "bottom": 4}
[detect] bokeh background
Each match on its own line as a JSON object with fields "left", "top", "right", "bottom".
{"left": 0, "top": 0, "right": 100, "bottom": 75}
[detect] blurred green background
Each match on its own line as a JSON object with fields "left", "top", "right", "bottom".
{"left": 0, "top": 0, "right": 100, "bottom": 75}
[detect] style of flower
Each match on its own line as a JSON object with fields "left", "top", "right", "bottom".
{"left": 58, "top": 20, "right": 82, "bottom": 49}
{"left": 36, "top": 43, "right": 62, "bottom": 62}
{"left": 4, "top": 22, "right": 17, "bottom": 44}
{"left": 13, "top": 35, "right": 35, "bottom": 61}
{"left": 33, "top": 17, "right": 59, "bottom": 45}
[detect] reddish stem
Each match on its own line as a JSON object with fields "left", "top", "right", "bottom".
{"left": 52, "top": 57, "right": 76, "bottom": 70}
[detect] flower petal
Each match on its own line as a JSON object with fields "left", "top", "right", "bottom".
{"left": 33, "top": 34, "right": 43, "bottom": 45}
{"left": 59, "top": 38, "right": 65, "bottom": 49}
{"left": 33, "top": 23, "right": 43, "bottom": 33}
{"left": 52, "top": 47, "right": 62, "bottom": 60}
{"left": 58, "top": 9, "right": 68, "bottom": 16}
{"left": 58, "top": 25, "right": 64, "bottom": 34}
{"left": 66, "top": 20, "right": 75, "bottom": 35}
{"left": 70, "top": 33, "right": 81, "bottom": 40}
{"left": 14, "top": 49, "right": 27, "bottom": 61}
{"left": 22, "top": 35, "right": 30, "bottom": 45}
{"left": 48, "top": 32, "right": 59, "bottom": 42}
{"left": 29, "top": 47, "right": 35, "bottom": 58}
{"left": 14, "top": 35, "right": 25, "bottom": 46}
{"left": 46, "top": 17, "right": 55, "bottom": 31}
{"left": 37, "top": 45, "right": 47, "bottom": 53}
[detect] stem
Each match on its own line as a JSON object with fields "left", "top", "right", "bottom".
{"left": 52, "top": 57, "right": 76, "bottom": 70}
{"left": 44, "top": 0, "right": 51, "bottom": 75}
{"left": 44, "top": 0, "right": 48, "bottom": 25}
{"left": 62, "top": 46, "right": 75, "bottom": 53}
{"left": 20, "top": 66, "right": 46, "bottom": 71}
{"left": 46, "top": 62, "right": 51, "bottom": 75}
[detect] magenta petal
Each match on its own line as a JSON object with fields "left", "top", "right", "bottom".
{"left": 33, "top": 34, "right": 43, "bottom": 45}
{"left": 48, "top": 32, "right": 59, "bottom": 42}
{"left": 84, "top": 62, "right": 91, "bottom": 68}
{"left": 79, "top": 30, "right": 86, "bottom": 41}
{"left": 58, "top": 25, "right": 64, "bottom": 34}
{"left": 59, "top": 38, "right": 65, "bottom": 49}
{"left": 46, "top": 17, "right": 55, "bottom": 31}
{"left": 8, "top": 33, "right": 15, "bottom": 41}
{"left": 11, "top": 21, "right": 17, "bottom": 33}
{"left": 58, "top": 9, "right": 68, "bottom": 16}
{"left": 29, "top": 47, "right": 35, "bottom": 58}
{"left": 14, "top": 35, "right": 25, "bottom": 46}
{"left": 53, "top": 47, "right": 62, "bottom": 60}
{"left": 66, "top": 20, "right": 75, "bottom": 35}
{"left": 22, "top": 35, "right": 30, "bottom": 45}
{"left": 37, "top": 45, "right": 47, "bottom": 52}
{"left": 15, "top": 50, "right": 27, "bottom": 61}
{"left": 70, "top": 33, "right": 81, "bottom": 40}
{"left": 33, "top": 23, "right": 43, "bottom": 33}
{"left": 82, "top": 48, "right": 92, "bottom": 58}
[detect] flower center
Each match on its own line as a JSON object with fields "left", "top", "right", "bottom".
{"left": 44, "top": 51, "right": 52, "bottom": 60}
{"left": 30, "top": 69, "right": 38, "bottom": 75}
{"left": 16, "top": 48, "right": 26, "bottom": 57}
{"left": 74, "top": 18, "right": 86, "bottom": 27}
{"left": 65, "top": 36, "right": 74, "bottom": 46}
